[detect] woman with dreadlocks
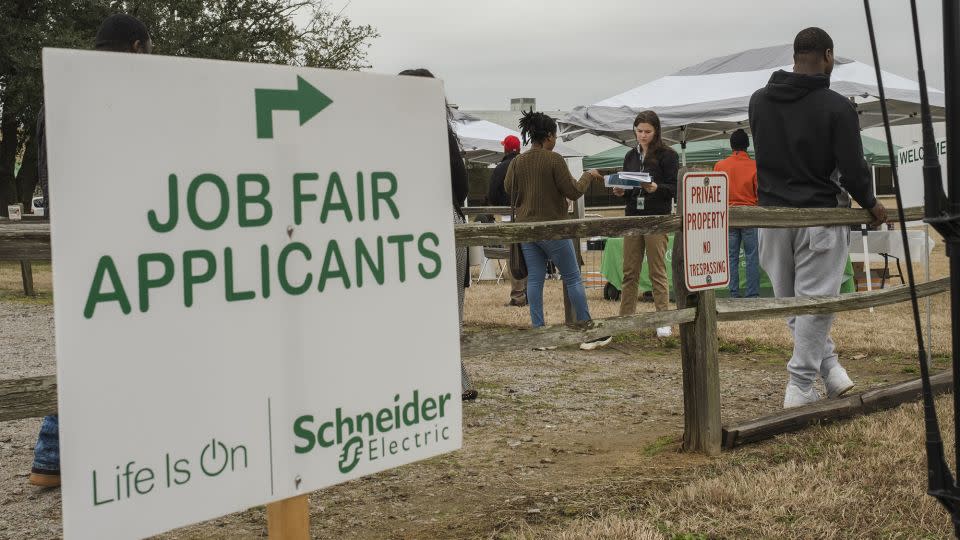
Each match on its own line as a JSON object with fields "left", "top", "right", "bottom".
{"left": 504, "top": 111, "right": 607, "bottom": 345}
{"left": 398, "top": 68, "right": 476, "bottom": 400}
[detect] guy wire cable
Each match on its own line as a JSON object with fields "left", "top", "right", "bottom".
{"left": 864, "top": 0, "right": 960, "bottom": 530}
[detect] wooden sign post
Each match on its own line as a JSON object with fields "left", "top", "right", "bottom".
{"left": 266, "top": 496, "right": 310, "bottom": 539}
{"left": 672, "top": 171, "right": 727, "bottom": 456}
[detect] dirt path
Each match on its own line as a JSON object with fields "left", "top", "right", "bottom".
{"left": 0, "top": 296, "right": 927, "bottom": 539}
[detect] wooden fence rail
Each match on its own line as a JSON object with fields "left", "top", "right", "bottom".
{"left": 456, "top": 207, "right": 925, "bottom": 247}
{"left": 461, "top": 308, "right": 697, "bottom": 357}
{"left": 461, "top": 205, "right": 624, "bottom": 216}
{"left": 0, "top": 204, "right": 945, "bottom": 455}
{"left": 0, "top": 375, "right": 57, "bottom": 422}
{"left": 723, "top": 371, "right": 954, "bottom": 448}
{"left": 0, "top": 222, "right": 50, "bottom": 261}
{"left": 716, "top": 276, "right": 950, "bottom": 321}
{"left": 0, "top": 206, "right": 926, "bottom": 256}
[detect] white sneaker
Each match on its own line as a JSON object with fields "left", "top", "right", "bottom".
{"left": 656, "top": 326, "right": 672, "bottom": 338}
{"left": 580, "top": 336, "right": 612, "bottom": 351}
{"left": 824, "top": 366, "right": 855, "bottom": 398}
{"left": 783, "top": 383, "right": 821, "bottom": 408}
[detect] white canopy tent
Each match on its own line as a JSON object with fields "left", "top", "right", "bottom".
{"left": 452, "top": 113, "right": 587, "bottom": 229}
{"left": 453, "top": 112, "right": 584, "bottom": 165}
{"left": 561, "top": 44, "right": 945, "bottom": 162}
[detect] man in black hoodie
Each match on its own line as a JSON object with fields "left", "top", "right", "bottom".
{"left": 749, "top": 27, "right": 886, "bottom": 409}
{"left": 487, "top": 135, "right": 526, "bottom": 306}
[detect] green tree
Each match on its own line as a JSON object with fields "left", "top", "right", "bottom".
{"left": 0, "top": 0, "right": 106, "bottom": 214}
{"left": 0, "top": 0, "right": 378, "bottom": 215}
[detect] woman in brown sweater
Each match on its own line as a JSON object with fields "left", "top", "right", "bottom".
{"left": 504, "top": 111, "right": 603, "bottom": 328}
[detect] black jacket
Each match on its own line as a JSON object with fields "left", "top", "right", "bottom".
{"left": 487, "top": 152, "right": 519, "bottom": 206}
{"left": 748, "top": 70, "right": 876, "bottom": 209}
{"left": 448, "top": 129, "right": 469, "bottom": 217}
{"left": 620, "top": 146, "right": 678, "bottom": 216}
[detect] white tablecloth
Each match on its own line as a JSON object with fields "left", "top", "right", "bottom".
{"left": 847, "top": 229, "right": 935, "bottom": 267}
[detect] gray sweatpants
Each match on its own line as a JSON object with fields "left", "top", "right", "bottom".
{"left": 759, "top": 226, "right": 849, "bottom": 390}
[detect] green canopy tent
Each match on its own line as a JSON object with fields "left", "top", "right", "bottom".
{"left": 583, "top": 134, "right": 899, "bottom": 169}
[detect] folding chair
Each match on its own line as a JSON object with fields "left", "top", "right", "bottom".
{"left": 878, "top": 252, "right": 905, "bottom": 289}
{"left": 477, "top": 246, "right": 510, "bottom": 284}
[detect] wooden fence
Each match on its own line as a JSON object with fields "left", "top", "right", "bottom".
{"left": 461, "top": 205, "right": 623, "bottom": 216}
{"left": 0, "top": 205, "right": 949, "bottom": 457}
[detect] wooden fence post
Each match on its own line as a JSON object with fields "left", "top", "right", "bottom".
{"left": 266, "top": 494, "right": 310, "bottom": 539}
{"left": 566, "top": 197, "right": 586, "bottom": 325}
{"left": 20, "top": 261, "right": 35, "bottom": 296}
{"left": 671, "top": 176, "right": 721, "bottom": 456}
{"left": 680, "top": 290, "right": 721, "bottom": 455}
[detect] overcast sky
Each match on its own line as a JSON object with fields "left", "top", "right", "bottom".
{"left": 332, "top": 0, "right": 947, "bottom": 111}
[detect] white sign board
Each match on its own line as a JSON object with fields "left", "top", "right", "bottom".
{"left": 682, "top": 172, "right": 729, "bottom": 291}
{"left": 43, "top": 49, "right": 462, "bottom": 539}
{"left": 895, "top": 137, "right": 947, "bottom": 209}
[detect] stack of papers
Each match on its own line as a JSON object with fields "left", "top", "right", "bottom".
{"left": 604, "top": 172, "right": 651, "bottom": 188}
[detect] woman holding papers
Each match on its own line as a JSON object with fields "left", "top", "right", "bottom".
{"left": 611, "top": 110, "right": 679, "bottom": 337}
{"left": 505, "top": 111, "right": 608, "bottom": 348}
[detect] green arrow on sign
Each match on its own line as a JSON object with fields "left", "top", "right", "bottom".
{"left": 255, "top": 76, "right": 332, "bottom": 139}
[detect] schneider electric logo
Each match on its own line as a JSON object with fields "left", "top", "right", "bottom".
{"left": 293, "top": 390, "right": 453, "bottom": 474}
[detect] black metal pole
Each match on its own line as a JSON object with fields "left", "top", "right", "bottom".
{"left": 942, "top": 0, "right": 960, "bottom": 496}
{"left": 884, "top": 1, "right": 960, "bottom": 531}
{"left": 866, "top": 0, "right": 960, "bottom": 530}
{"left": 945, "top": 0, "right": 960, "bottom": 212}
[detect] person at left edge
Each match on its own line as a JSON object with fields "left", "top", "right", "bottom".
{"left": 30, "top": 13, "right": 154, "bottom": 490}
{"left": 487, "top": 134, "right": 526, "bottom": 307}
{"left": 398, "top": 68, "right": 477, "bottom": 401}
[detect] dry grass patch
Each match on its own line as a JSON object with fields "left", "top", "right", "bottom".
{"left": 511, "top": 516, "right": 665, "bottom": 540}
{"left": 516, "top": 396, "right": 956, "bottom": 539}
{"left": 0, "top": 262, "right": 52, "bottom": 304}
{"left": 0, "top": 262, "right": 50, "bottom": 291}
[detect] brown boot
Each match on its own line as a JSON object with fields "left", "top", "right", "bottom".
{"left": 29, "top": 467, "right": 61, "bottom": 488}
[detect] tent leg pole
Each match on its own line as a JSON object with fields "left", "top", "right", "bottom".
{"left": 926, "top": 224, "right": 932, "bottom": 370}
{"left": 680, "top": 126, "right": 688, "bottom": 167}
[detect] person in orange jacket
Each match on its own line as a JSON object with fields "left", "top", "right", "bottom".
{"left": 714, "top": 129, "right": 759, "bottom": 297}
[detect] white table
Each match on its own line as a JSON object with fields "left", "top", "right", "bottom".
{"left": 847, "top": 229, "right": 935, "bottom": 287}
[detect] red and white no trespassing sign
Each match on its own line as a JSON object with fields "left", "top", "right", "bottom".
{"left": 683, "top": 172, "right": 729, "bottom": 291}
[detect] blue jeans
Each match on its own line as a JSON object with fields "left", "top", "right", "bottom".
{"left": 729, "top": 227, "right": 760, "bottom": 298}
{"left": 33, "top": 415, "right": 60, "bottom": 472}
{"left": 521, "top": 239, "right": 591, "bottom": 328}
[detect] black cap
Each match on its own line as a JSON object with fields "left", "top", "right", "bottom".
{"left": 95, "top": 14, "right": 150, "bottom": 50}
{"left": 730, "top": 129, "right": 749, "bottom": 151}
